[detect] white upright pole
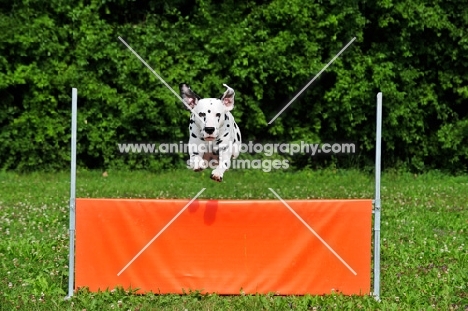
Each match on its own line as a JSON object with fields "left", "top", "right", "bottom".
{"left": 373, "top": 92, "right": 382, "bottom": 301}
{"left": 66, "top": 88, "right": 77, "bottom": 299}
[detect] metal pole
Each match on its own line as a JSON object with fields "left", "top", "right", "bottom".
{"left": 66, "top": 88, "right": 77, "bottom": 299}
{"left": 373, "top": 92, "right": 382, "bottom": 301}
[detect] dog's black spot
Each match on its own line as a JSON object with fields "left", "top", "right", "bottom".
{"left": 227, "top": 124, "right": 230, "bottom": 127}
{"left": 193, "top": 152, "right": 199, "bottom": 155}
{"left": 216, "top": 139, "right": 223, "bottom": 145}
{"left": 190, "top": 119, "right": 195, "bottom": 124}
{"left": 234, "top": 139, "right": 236, "bottom": 143}
{"left": 189, "top": 126, "right": 192, "bottom": 130}
{"left": 213, "top": 149, "right": 219, "bottom": 155}
{"left": 225, "top": 115, "right": 229, "bottom": 120}
{"left": 201, "top": 137, "right": 205, "bottom": 141}
{"left": 234, "top": 123, "right": 237, "bottom": 129}
{"left": 208, "top": 110, "right": 211, "bottom": 113}
{"left": 191, "top": 133, "right": 197, "bottom": 139}
{"left": 237, "top": 133, "right": 240, "bottom": 141}
{"left": 224, "top": 132, "right": 229, "bottom": 137}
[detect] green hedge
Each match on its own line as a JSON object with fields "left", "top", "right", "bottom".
{"left": 0, "top": 0, "right": 467, "bottom": 172}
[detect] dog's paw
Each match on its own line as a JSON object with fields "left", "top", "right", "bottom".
{"left": 193, "top": 163, "right": 206, "bottom": 172}
{"left": 191, "top": 162, "right": 204, "bottom": 172}
{"left": 210, "top": 173, "right": 223, "bottom": 182}
{"left": 210, "top": 168, "right": 224, "bottom": 182}
{"left": 191, "top": 157, "right": 207, "bottom": 172}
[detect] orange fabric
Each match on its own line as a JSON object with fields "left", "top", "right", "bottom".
{"left": 75, "top": 199, "right": 372, "bottom": 295}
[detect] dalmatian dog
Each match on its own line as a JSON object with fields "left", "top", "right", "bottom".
{"left": 179, "top": 83, "right": 241, "bottom": 182}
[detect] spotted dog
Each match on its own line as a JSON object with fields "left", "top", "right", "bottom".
{"left": 180, "top": 83, "right": 241, "bottom": 182}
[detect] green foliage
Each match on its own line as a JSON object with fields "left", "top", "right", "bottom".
{"left": 0, "top": 0, "right": 467, "bottom": 172}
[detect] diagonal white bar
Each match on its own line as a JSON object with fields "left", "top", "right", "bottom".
{"left": 268, "top": 37, "right": 356, "bottom": 125}
{"left": 117, "top": 188, "right": 206, "bottom": 276}
{"left": 268, "top": 188, "right": 357, "bottom": 275}
{"left": 117, "top": 36, "right": 205, "bottom": 124}
{"left": 118, "top": 36, "right": 184, "bottom": 104}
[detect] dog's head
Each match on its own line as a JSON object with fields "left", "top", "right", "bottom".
{"left": 179, "top": 83, "right": 235, "bottom": 141}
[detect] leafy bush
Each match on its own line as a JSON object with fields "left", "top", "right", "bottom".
{"left": 0, "top": 0, "right": 467, "bottom": 172}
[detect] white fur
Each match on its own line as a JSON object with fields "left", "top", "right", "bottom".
{"left": 180, "top": 83, "right": 242, "bottom": 182}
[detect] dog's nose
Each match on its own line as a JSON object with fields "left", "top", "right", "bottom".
{"left": 204, "top": 127, "right": 215, "bottom": 135}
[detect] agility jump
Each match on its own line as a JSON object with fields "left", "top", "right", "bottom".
{"left": 66, "top": 89, "right": 383, "bottom": 299}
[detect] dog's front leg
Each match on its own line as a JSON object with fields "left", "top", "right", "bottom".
{"left": 210, "top": 145, "right": 232, "bottom": 182}
{"left": 189, "top": 140, "right": 207, "bottom": 172}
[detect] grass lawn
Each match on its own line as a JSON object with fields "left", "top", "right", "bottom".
{"left": 0, "top": 168, "right": 466, "bottom": 310}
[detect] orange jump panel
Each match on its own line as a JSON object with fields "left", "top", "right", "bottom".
{"left": 75, "top": 199, "right": 372, "bottom": 295}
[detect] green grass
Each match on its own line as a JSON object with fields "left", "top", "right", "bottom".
{"left": 0, "top": 168, "right": 467, "bottom": 310}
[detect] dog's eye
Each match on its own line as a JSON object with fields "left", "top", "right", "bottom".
{"left": 199, "top": 112, "right": 206, "bottom": 117}
{"left": 216, "top": 113, "right": 221, "bottom": 117}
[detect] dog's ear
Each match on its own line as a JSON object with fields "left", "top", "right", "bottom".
{"left": 221, "top": 84, "right": 235, "bottom": 111}
{"left": 179, "top": 83, "right": 201, "bottom": 110}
